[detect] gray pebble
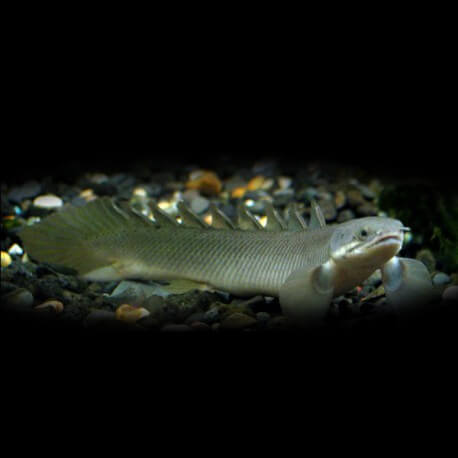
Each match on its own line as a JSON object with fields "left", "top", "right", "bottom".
{"left": 356, "top": 202, "right": 377, "bottom": 216}
{"left": 2, "top": 288, "right": 34, "bottom": 310}
{"left": 347, "top": 189, "right": 366, "bottom": 208}
{"left": 221, "top": 312, "right": 257, "bottom": 330}
{"left": 273, "top": 189, "right": 294, "bottom": 207}
{"left": 337, "top": 209, "right": 355, "bottom": 223}
{"left": 433, "top": 272, "right": 451, "bottom": 286}
{"left": 7, "top": 181, "right": 42, "bottom": 204}
{"left": 190, "top": 196, "right": 210, "bottom": 214}
{"left": 297, "top": 187, "right": 318, "bottom": 202}
{"left": 358, "top": 184, "right": 376, "bottom": 200}
{"left": 202, "top": 307, "right": 220, "bottom": 324}
{"left": 318, "top": 200, "right": 337, "bottom": 222}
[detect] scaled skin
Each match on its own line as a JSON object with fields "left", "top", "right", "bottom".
{"left": 19, "top": 198, "right": 439, "bottom": 325}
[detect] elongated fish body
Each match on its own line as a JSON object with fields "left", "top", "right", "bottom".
{"left": 21, "top": 196, "right": 419, "bottom": 322}
{"left": 20, "top": 198, "right": 334, "bottom": 296}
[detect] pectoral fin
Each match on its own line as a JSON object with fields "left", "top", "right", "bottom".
{"left": 279, "top": 260, "right": 336, "bottom": 326}
{"left": 381, "top": 256, "right": 441, "bottom": 314}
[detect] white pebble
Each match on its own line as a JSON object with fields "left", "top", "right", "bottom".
{"left": 278, "top": 176, "right": 292, "bottom": 189}
{"left": 8, "top": 243, "right": 23, "bottom": 256}
{"left": 33, "top": 194, "right": 63, "bottom": 209}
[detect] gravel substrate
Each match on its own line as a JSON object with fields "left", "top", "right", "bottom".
{"left": 1, "top": 159, "right": 457, "bottom": 334}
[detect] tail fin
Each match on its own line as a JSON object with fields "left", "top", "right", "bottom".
{"left": 20, "top": 197, "right": 154, "bottom": 276}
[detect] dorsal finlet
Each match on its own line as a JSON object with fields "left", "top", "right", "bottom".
{"left": 264, "top": 201, "right": 287, "bottom": 231}
{"left": 148, "top": 201, "right": 179, "bottom": 227}
{"left": 210, "top": 203, "right": 235, "bottom": 229}
{"left": 237, "top": 202, "right": 264, "bottom": 231}
{"left": 286, "top": 203, "right": 307, "bottom": 231}
{"left": 177, "top": 201, "right": 209, "bottom": 228}
{"left": 309, "top": 199, "right": 326, "bottom": 229}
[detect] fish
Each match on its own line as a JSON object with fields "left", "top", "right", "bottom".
{"left": 19, "top": 197, "right": 439, "bottom": 325}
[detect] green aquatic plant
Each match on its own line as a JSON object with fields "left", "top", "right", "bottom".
{"left": 378, "top": 184, "right": 458, "bottom": 271}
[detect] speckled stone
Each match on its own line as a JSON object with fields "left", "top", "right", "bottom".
{"left": 347, "top": 189, "right": 366, "bottom": 208}
{"left": 221, "top": 312, "right": 257, "bottom": 330}
{"left": 337, "top": 209, "right": 355, "bottom": 223}
{"left": 356, "top": 202, "right": 378, "bottom": 216}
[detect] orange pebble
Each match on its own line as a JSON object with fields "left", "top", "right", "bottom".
{"left": 115, "top": 304, "right": 150, "bottom": 323}
{"left": 231, "top": 187, "right": 247, "bottom": 198}
{"left": 186, "top": 170, "right": 222, "bottom": 196}
{"left": 35, "top": 300, "right": 64, "bottom": 313}
{"left": 247, "top": 175, "right": 265, "bottom": 191}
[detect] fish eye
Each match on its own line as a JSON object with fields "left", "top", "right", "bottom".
{"left": 359, "top": 228, "right": 368, "bottom": 238}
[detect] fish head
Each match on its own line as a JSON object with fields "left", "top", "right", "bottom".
{"left": 329, "top": 217, "right": 409, "bottom": 269}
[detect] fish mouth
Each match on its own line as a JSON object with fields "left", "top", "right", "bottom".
{"left": 368, "top": 232, "right": 403, "bottom": 249}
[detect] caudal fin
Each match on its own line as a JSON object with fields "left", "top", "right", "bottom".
{"left": 19, "top": 197, "right": 154, "bottom": 276}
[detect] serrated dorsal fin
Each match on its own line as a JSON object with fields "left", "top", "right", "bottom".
{"left": 264, "top": 201, "right": 287, "bottom": 231}
{"left": 237, "top": 202, "right": 264, "bottom": 231}
{"left": 285, "top": 203, "right": 307, "bottom": 231}
{"left": 309, "top": 200, "right": 326, "bottom": 229}
{"left": 148, "top": 201, "right": 179, "bottom": 227}
{"left": 210, "top": 203, "right": 235, "bottom": 229}
{"left": 177, "top": 201, "right": 209, "bottom": 228}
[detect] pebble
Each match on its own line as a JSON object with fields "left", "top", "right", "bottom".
{"left": 337, "top": 209, "right": 355, "bottom": 223}
{"left": 186, "top": 170, "right": 222, "bottom": 196}
{"left": 190, "top": 196, "right": 210, "bottom": 214}
{"left": 297, "top": 187, "right": 318, "bottom": 202}
{"left": 433, "top": 272, "right": 451, "bottom": 286}
{"left": 358, "top": 184, "right": 376, "bottom": 200}
{"left": 231, "top": 187, "right": 247, "bottom": 198}
{"left": 277, "top": 176, "right": 292, "bottom": 189}
{"left": 416, "top": 249, "right": 436, "bottom": 273}
{"left": 442, "top": 286, "right": 458, "bottom": 302}
{"left": 247, "top": 176, "right": 265, "bottom": 191}
{"left": 115, "top": 304, "right": 150, "bottom": 324}
{"left": 347, "top": 189, "right": 366, "bottom": 208}
{"left": 221, "top": 312, "right": 257, "bottom": 330}
{"left": 2, "top": 288, "right": 34, "bottom": 309}
{"left": 33, "top": 194, "right": 63, "bottom": 209}
{"left": 8, "top": 243, "right": 23, "bottom": 256}
{"left": 35, "top": 300, "right": 64, "bottom": 313}
{"left": 273, "top": 189, "right": 294, "bottom": 207}
{"left": 334, "top": 190, "right": 347, "bottom": 209}
{"left": 202, "top": 307, "right": 220, "bottom": 324}
{"left": 356, "top": 202, "right": 378, "bottom": 216}
{"left": 7, "top": 181, "right": 42, "bottom": 204}
{"left": 1, "top": 251, "right": 12, "bottom": 268}
{"left": 318, "top": 200, "right": 337, "bottom": 222}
